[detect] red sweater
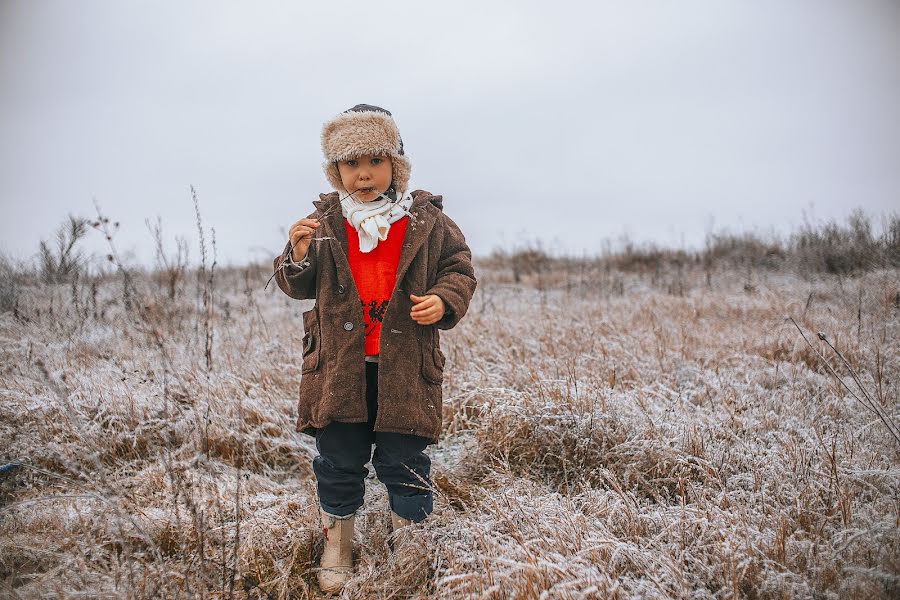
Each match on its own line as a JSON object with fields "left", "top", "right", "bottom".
{"left": 344, "top": 217, "right": 409, "bottom": 357}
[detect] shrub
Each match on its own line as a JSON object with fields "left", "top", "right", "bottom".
{"left": 38, "top": 215, "right": 88, "bottom": 283}
{"left": 0, "top": 253, "right": 22, "bottom": 313}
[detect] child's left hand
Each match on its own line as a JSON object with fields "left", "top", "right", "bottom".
{"left": 409, "top": 294, "right": 445, "bottom": 326}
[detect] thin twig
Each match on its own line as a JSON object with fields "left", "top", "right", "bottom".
{"left": 817, "top": 330, "right": 900, "bottom": 443}
{"left": 264, "top": 190, "right": 361, "bottom": 290}
{"left": 789, "top": 317, "right": 900, "bottom": 446}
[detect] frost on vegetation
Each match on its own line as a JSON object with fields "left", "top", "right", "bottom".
{"left": 1, "top": 260, "right": 899, "bottom": 598}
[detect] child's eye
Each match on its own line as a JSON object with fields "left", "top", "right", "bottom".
{"left": 345, "top": 159, "right": 357, "bottom": 167}
{"left": 371, "top": 158, "right": 383, "bottom": 165}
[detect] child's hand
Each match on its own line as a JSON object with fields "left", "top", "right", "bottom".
{"left": 288, "top": 218, "right": 320, "bottom": 261}
{"left": 410, "top": 294, "right": 445, "bottom": 326}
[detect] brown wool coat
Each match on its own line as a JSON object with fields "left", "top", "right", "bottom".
{"left": 273, "top": 190, "right": 476, "bottom": 443}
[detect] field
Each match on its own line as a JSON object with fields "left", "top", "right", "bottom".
{"left": 1, "top": 241, "right": 899, "bottom": 598}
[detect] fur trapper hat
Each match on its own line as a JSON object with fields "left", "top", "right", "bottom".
{"left": 321, "top": 104, "right": 412, "bottom": 195}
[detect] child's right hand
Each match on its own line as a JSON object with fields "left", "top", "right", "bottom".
{"left": 288, "top": 218, "right": 320, "bottom": 261}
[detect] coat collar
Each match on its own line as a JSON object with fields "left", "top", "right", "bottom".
{"left": 313, "top": 190, "right": 440, "bottom": 286}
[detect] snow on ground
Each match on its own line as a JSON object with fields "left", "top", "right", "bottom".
{"left": 1, "top": 261, "right": 898, "bottom": 598}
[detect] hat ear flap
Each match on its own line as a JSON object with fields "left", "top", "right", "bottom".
{"left": 390, "top": 155, "right": 412, "bottom": 195}
{"left": 324, "top": 162, "right": 345, "bottom": 194}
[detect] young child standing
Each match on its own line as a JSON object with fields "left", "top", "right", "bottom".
{"left": 273, "top": 104, "right": 476, "bottom": 593}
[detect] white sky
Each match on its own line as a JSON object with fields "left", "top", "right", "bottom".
{"left": 1, "top": 0, "right": 899, "bottom": 267}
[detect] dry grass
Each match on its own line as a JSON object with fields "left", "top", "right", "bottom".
{"left": 1, "top": 252, "right": 898, "bottom": 598}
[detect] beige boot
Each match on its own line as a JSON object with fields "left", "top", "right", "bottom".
{"left": 388, "top": 511, "right": 413, "bottom": 551}
{"left": 318, "top": 510, "right": 355, "bottom": 593}
{"left": 390, "top": 511, "right": 412, "bottom": 533}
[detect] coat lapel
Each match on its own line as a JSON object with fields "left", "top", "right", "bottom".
{"left": 394, "top": 194, "right": 437, "bottom": 287}
{"left": 314, "top": 193, "right": 351, "bottom": 269}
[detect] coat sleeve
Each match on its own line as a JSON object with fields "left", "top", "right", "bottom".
{"left": 426, "top": 213, "right": 477, "bottom": 330}
{"left": 273, "top": 237, "right": 318, "bottom": 300}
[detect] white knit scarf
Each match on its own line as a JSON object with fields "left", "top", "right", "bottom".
{"left": 341, "top": 191, "right": 413, "bottom": 253}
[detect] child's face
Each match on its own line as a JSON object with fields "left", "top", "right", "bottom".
{"left": 336, "top": 154, "right": 393, "bottom": 202}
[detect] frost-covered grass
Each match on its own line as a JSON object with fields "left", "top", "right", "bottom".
{"left": 1, "top": 260, "right": 898, "bottom": 598}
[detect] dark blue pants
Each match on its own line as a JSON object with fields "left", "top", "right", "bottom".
{"left": 313, "top": 362, "right": 433, "bottom": 522}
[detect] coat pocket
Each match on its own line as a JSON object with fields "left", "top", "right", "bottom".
{"left": 421, "top": 327, "right": 445, "bottom": 384}
{"left": 301, "top": 309, "right": 320, "bottom": 373}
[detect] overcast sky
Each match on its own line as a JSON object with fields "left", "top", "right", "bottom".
{"left": 1, "top": 0, "right": 898, "bottom": 267}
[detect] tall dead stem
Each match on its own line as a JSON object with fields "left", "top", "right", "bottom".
{"left": 789, "top": 317, "right": 900, "bottom": 446}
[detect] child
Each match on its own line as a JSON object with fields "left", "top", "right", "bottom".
{"left": 273, "top": 104, "right": 476, "bottom": 593}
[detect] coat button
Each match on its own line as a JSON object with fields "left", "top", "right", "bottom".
{"left": 338, "top": 284, "right": 346, "bottom": 294}
{"left": 343, "top": 322, "right": 354, "bottom": 331}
